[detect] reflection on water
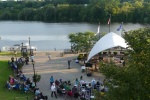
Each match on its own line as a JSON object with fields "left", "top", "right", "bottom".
{"left": 0, "top": 21, "right": 149, "bottom": 50}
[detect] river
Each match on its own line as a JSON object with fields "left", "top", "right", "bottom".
{"left": 0, "top": 21, "right": 149, "bottom": 51}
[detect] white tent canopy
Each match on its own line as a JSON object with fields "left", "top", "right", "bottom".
{"left": 87, "top": 32, "right": 128, "bottom": 62}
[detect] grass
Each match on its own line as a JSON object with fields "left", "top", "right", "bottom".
{"left": 0, "top": 51, "right": 22, "bottom": 57}
{"left": 0, "top": 60, "right": 34, "bottom": 100}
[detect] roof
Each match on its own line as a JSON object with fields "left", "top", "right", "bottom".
{"left": 87, "top": 32, "right": 128, "bottom": 62}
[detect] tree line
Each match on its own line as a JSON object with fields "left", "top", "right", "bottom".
{"left": 0, "top": 0, "right": 150, "bottom": 23}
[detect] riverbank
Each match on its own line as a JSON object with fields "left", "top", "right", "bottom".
{"left": 0, "top": 21, "right": 148, "bottom": 51}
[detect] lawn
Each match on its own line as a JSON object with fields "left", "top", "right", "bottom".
{"left": 0, "top": 60, "right": 34, "bottom": 100}
{"left": 0, "top": 51, "right": 21, "bottom": 57}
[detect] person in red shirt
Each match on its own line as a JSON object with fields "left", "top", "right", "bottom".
{"left": 67, "top": 89, "right": 73, "bottom": 97}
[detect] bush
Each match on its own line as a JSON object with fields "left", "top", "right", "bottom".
{"left": 32, "top": 73, "right": 41, "bottom": 83}
{"left": 17, "top": 63, "right": 24, "bottom": 69}
{"left": 77, "top": 54, "right": 83, "bottom": 60}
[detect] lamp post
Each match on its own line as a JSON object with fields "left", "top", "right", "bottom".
{"left": 29, "top": 37, "right": 31, "bottom": 56}
{"left": 97, "top": 22, "right": 101, "bottom": 61}
{"left": 32, "top": 60, "right": 36, "bottom": 86}
{"left": 14, "top": 51, "right": 17, "bottom": 61}
{"left": 21, "top": 43, "right": 23, "bottom": 56}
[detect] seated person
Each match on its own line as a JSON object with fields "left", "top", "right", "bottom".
{"left": 67, "top": 89, "right": 73, "bottom": 97}
{"left": 57, "top": 87, "right": 63, "bottom": 96}
{"left": 34, "top": 96, "right": 38, "bottom": 100}
{"left": 64, "top": 81, "right": 67, "bottom": 85}
{"left": 17, "top": 69, "right": 22, "bottom": 77}
{"left": 80, "top": 76, "right": 83, "bottom": 80}
{"left": 96, "top": 81, "right": 100, "bottom": 91}
{"left": 72, "top": 85, "right": 77, "bottom": 94}
{"left": 13, "top": 82, "right": 20, "bottom": 90}
{"left": 67, "top": 80, "right": 71, "bottom": 86}
{"left": 13, "top": 78, "right": 18, "bottom": 83}
{"left": 96, "top": 81, "right": 100, "bottom": 86}
{"left": 39, "top": 92, "right": 48, "bottom": 100}
{"left": 55, "top": 79, "right": 60, "bottom": 87}
{"left": 12, "top": 63, "right": 17, "bottom": 70}
{"left": 9, "top": 77, "right": 14, "bottom": 85}
{"left": 20, "top": 73, "right": 26, "bottom": 81}
{"left": 61, "top": 88, "right": 66, "bottom": 96}
{"left": 5, "top": 81, "right": 12, "bottom": 89}
{"left": 24, "top": 85, "right": 29, "bottom": 92}
{"left": 75, "top": 59, "right": 79, "bottom": 63}
{"left": 30, "top": 81, "right": 35, "bottom": 89}
{"left": 91, "top": 79, "right": 96, "bottom": 88}
{"left": 65, "top": 85, "right": 70, "bottom": 91}
{"left": 35, "top": 88, "right": 41, "bottom": 96}
{"left": 82, "top": 82, "right": 86, "bottom": 88}
{"left": 80, "top": 92, "right": 86, "bottom": 100}
{"left": 26, "top": 78, "right": 31, "bottom": 85}
{"left": 87, "top": 83, "right": 92, "bottom": 89}
{"left": 59, "top": 79, "right": 63, "bottom": 84}
{"left": 80, "top": 79, "right": 85, "bottom": 85}
{"left": 74, "top": 92, "right": 80, "bottom": 99}
{"left": 59, "top": 83, "right": 64, "bottom": 89}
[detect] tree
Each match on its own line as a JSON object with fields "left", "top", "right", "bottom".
{"left": 68, "top": 31, "right": 96, "bottom": 53}
{"left": 98, "top": 28, "right": 150, "bottom": 100}
{"left": 32, "top": 73, "right": 41, "bottom": 83}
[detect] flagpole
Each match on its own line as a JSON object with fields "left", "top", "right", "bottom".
{"left": 98, "top": 22, "right": 101, "bottom": 63}
{"left": 99, "top": 22, "right": 100, "bottom": 39}
{"left": 121, "top": 22, "right": 123, "bottom": 37}
{"left": 109, "top": 14, "right": 111, "bottom": 32}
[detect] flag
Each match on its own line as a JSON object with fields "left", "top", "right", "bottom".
{"left": 95, "top": 23, "right": 100, "bottom": 36}
{"left": 108, "top": 18, "right": 110, "bottom": 25}
{"left": 97, "top": 25, "right": 100, "bottom": 34}
{"left": 117, "top": 23, "right": 122, "bottom": 31}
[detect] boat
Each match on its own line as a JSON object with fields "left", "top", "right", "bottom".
{"left": 24, "top": 43, "right": 37, "bottom": 51}
{"left": 1, "top": 43, "right": 37, "bottom": 52}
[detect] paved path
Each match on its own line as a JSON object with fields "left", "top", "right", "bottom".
{"left": 21, "top": 51, "right": 104, "bottom": 100}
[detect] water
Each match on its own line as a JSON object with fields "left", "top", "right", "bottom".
{"left": 0, "top": 21, "right": 149, "bottom": 51}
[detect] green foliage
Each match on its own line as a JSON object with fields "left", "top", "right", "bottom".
{"left": 0, "top": 60, "right": 34, "bottom": 100}
{"left": 32, "top": 73, "right": 41, "bottom": 83}
{"left": 68, "top": 31, "right": 96, "bottom": 53}
{"left": 0, "top": 0, "right": 149, "bottom": 23}
{"left": 77, "top": 54, "right": 84, "bottom": 60}
{"left": 22, "top": 52, "right": 28, "bottom": 57}
{"left": 17, "top": 63, "right": 24, "bottom": 69}
{"left": 0, "top": 51, "right": 21, "bottom": 56}
{"left": 99, "top": 28, "right": 150, "bottom": 100}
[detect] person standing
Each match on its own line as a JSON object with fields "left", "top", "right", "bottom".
{"left": 30, "top": 55, "right": 34, "bottom": 62}
{"left": 50, "top": 76, "right": 54, "bottom": 86}
{"left": 68, "top": 60, "right": 71, "bottom": 69}
{"left": 81, "top": 64, "right": 86, "bottom": 73}
{"left": 48, "top": 54, "right": 51, "bottom": 60}
{"left": 51, "top": 83, "right": 57, "bottom": 98}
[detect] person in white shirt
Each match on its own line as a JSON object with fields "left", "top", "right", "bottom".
{"left": 51, "top": 83, "right": 57, "bottom": 98}
{"left": 48, "top": 54, "right": 51, "bottom": 60}
{"left": 75, "top": 59, "right": 79, "bottom": 63}
{"left": 30, "top": 55, "right": 34, "bottom": 62}
{"left": 81, "top": 64, "right": 86, "bottom": 72}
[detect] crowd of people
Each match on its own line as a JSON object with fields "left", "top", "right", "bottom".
{"left": 6, "top": 55, "right": 48, "bottom": 100}
{"left": 48, "top": 75, "right": 107, "bottom": 100}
